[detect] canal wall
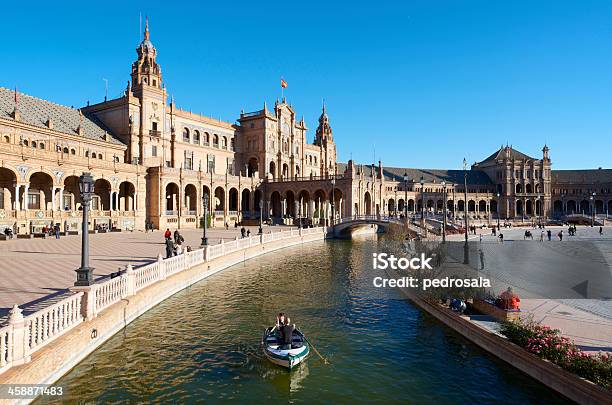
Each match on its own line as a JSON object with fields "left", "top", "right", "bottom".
{"left": 0, "top": 227, "right": 328, "bottom": 405}
{"left": 389, "top": 269, "right": 611, "bottom": 405}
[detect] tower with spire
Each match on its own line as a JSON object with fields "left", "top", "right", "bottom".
{"left": 131, "top": 18, "right": 163, "bottom": 92}
{"left": 314, "top": 102, "right": 337, "bottom": 176}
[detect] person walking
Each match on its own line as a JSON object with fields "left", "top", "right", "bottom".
{"left": 547, "top": 229, "right": 552, "bottom": 241}
{"left": 599, "top": 226, "right": 603, "bottom": 236}
{"left": 173, "top": 229, "right": 180, "bottom": 244}
{"left": 164, "top": 228, "right": 171, "bottom": 239}
{"left": 558, "top": 230, "right": 563, "bottom": 241}
{"left": 165, "top": 237, "right": 174, "bottom": 258}
{"left": 540, "top": 230, "right": 544, "bottom": 242}
{"left": 54, "top": 224, "right": 60, "bottom": 239}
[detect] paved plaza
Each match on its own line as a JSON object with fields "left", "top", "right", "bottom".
{"left": 0, "top": 224, "right": 286, "bottom": 320}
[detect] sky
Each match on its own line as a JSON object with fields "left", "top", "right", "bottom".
{"left": 1, "top": 0, "right": 611, "bottom": 170}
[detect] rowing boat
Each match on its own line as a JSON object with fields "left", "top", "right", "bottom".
{"left": 262, "top": 326, "right": 309, "bottom": 369}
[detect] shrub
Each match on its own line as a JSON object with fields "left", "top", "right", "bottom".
{"left": 500, "top": 318, "right": 612, "bottom": 390}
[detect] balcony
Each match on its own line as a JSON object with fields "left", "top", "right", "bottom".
{"left": 149, "top": 130, "right": 161, "bottom": 137}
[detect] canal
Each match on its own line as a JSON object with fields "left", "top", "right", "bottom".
{"left": 39, "top": 239, "right": 570, "bottom": 404}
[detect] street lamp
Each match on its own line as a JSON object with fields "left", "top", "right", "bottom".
{"left": 331, "top": 177, "right": 336, "bottom": 225}
{"left": 591, "top": 192, "right": 595, "bottom": 227}
{"left": 258, "top": 200, "right": 263, "bottom": 234}
{"left": 463, "top": 158, "right": 468, "bottom": 242}
{"left": 403, "top": 172, "right": 408, "bottom": 221}
{"left": 75, "top": 172, "right": 94, "bottom": 286}
{"left": 419, "top": 176, "right": 425, "bottom": 227}
{"left": 442, "top": 181, "right": 447, "bottom": 243}
{"left": 201, "top": 193, "right": 209, "bottom": 246}
{"left": 496, "top": 192, "right": 500, "bottom": 229}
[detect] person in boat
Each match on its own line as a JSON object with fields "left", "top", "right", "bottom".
{"left": 275, "top": 312, "right": 286, "bottom": 328}
{"left": 279, "top": 317, "right": 295, "bottom": 350}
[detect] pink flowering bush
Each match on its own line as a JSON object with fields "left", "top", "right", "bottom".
{"left": 501, "top": 318, "right": 611, "bottom": 390}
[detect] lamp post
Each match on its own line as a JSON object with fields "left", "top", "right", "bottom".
{"left": 419, "top": 176, "right": 425, "bottom": 227}
{"left": 496, "top": 192, "right": 500, "bottom": 229}
{"left": 442, "top": 180, "right": 447, "bottom": 243}
{"left": 258, "top": 200, "right": 263, "bottom": 234}
{"left": 463, "top": 158, "right": 468, "bottom": 242}
{"left": 74, "top": 172, "right": 94, "bottom": 286}
{"left": 591, "top": 192, "right": 595, "bottom": 227}
{"left": 403, "top": 172, "right": 408, "bottom": 221}
{"left": 201, "top": 193, "right": 209, "bottom": 246}
{"left": 331, "top": 177, "right": 336, "bottom": 224}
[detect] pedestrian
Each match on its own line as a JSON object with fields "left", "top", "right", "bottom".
{"left": 558, "top": 230, "right": 563, "bottom": 241}
{"left": 479, "top": 234, "right": 482, "bottom": 243}
{"left": 241, "top": 227, "right": 246, "bottom": 238}
{"left": 225, "top": 222, "right": 229, "bottom": 230}
{"left": 175, "top": 241, "right": 183, "bottom": 255}
{"left": 547, "top": 229, "right": 552, "bottom": 241}
{"left": 540, "top": 230, "right": 544, "bottom": 242}
{"left": 499, "top": 233, "right": 504, "bottom": 243}
{"left": 164, "top": 228, "right": 171, "bottom": 239}
{"left": 54, "top": 224, "right": 60, "bottom": 239}
{"left": 173, "top": 229, "right": 180, "bottom": 244}
{"left": 165, "top": 237, "right": 174, "bottom": 258}
{"left": 599, "top": 226, "right": 603, "bottom": 236}
{"left": 247, "top": 229, "right": 251, "bottom": 237}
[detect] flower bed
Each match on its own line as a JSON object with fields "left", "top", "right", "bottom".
{"left": 500, "top": 318, "right": 611, "bottom": 390}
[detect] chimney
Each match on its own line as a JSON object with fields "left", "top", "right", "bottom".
{"left": 46, "top": 118, "right": 53, "bottom": 129}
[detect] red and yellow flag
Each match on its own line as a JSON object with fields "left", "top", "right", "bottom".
{"left": 280, "top": 78, "right": 288, "bottom": 88}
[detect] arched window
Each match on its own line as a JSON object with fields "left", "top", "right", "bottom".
{"left": 23, "top": 140, "right": 29, "bottom": 147}
{"left": 3, "top": 136, "right": 9, "bottom": 143}
{"left": 71, "top": 149, "right": 76, "bottom": 155}
{"left": 222, "top": 136, "right": 227, "bottom": 149}
{"left": 230, "top": 138, "right": 235, "bottom": 151}
{"left": 91, "top": 152, "right": 97, "bottom": 159}
{"left": 183, "top": 128, "right": 190, "bottom": 143}
{"left": 193, "top": 130, "right": 200, "bottom": 144}
{"left": 213, "top": 134, "right": 219, "bottom": 147}
{"left": 39, "top": 142, "right": 45, "bottom": 149}
{"left": 98, "top": 154, "right": 103, "bottom": 159}
{"left": 63, "top": 147, "right": 69, "bottom": 154}
{"left": 204, "top": 132, "right": 210, "bottom": 145}
{"left": 32, "top": 141, "right": 37, "bottom": 148}
{"left": 85, "top": 151, "right": 89, "bottom": 157}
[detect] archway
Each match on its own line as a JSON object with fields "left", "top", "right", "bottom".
{"left": 595, "top": 200, "right": 604, "bottom": 214}
{"left": 298, "top": 190, "right": 310, "bottom": 218}
{"left": 478, "top": 200, "right": 487, "bottom": 213}
{"left": 490, "top": 200, "right": 498, "bottom": 214}
{"left": 553, "top": 200, "right": 563, "bottom": 214}
{"left": 467, "top": 200, "right": 476, "bottom": 213}
{"left": 214, "top": 187, "right": 225, "bottom": 214}
{"left": 202, "top": 185, "right": 211, "bottom": 212}
{"left": 526, "top": 184, "right": 533, "bottom": 193}
{"left": 165, "top": 183, "right": 179, "bottom": 214}
{"left": 526, "top": 200, "right": 533, "bottom": 216}
{"left": 579, "top": 200, "right": 590, "bottom": 214}
{"left": 228, "top": 188, "right": 238, "bottom": 212}
{"left": 566, "top": 200, "right": 576, "bottom": 214}
{"left": 407, "top": 199, "right": 415, "bottom": 212}
{"left": 63, "top": 176, "right": 80, "bottom": 211}
{"left": 28, "top": 172, "right": 53, "bottom": 210}
{"left": 282, "top": 163, "right": 289, "bottom": 179}
{"left": 269, "top": 161, "right": 276, "bottom": 179}
{"left": 0, "top": 167, "right": 16, "bottom": 210}
{"left": 516, "top": 200, "right": 523, "bottom": 216}
{"left": 254, "top": 189, "right": 263, "bottom": 215}
{"left": 271, "top": 191, "right": 282, "bottom": 218}
{"left": 516, "top": 184, "right": 523, "bottom": 193}
{"left": 184, "top": 184, "right": 197, "bottom": 214}
{"left": 241, "top": 189, "right": 251, "bottom": 215}
{"left": 330, "top": 188, "right": 342, "bottom": 219}
{"left": 388, "top": 199, "right": 395, "bottom": 216}
{"left": 313, "top": 189, "right": 326, "bottom": 221}
{"left": 364, "top": 191, "right": 372, "bottom": 215}
{"left": 93, "top": 178, "right": 112, "bottom": 211}
{"left": 397, "top": 199, "right": 405, "bottom": 215}
{"left": 119, "top": 181, "right": 136, "bottom": 211}
{"left": 286, "top": 190, "right": 296, "bottom": 218}
{"left": 457, "top": 200, "right": 465, "bottom": 212}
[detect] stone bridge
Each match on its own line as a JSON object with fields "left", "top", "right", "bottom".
{"left": 330, "top": 215, "right": 421, "bottom": 238}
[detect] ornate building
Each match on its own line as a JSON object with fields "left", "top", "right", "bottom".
{"left": 0, "top": 22, "right": 610, "bottom": 235}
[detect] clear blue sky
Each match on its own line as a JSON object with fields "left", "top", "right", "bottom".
{"left": 1, "top": 0, "right": 611, "bottom": 170}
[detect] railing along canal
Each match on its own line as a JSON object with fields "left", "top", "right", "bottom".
{"left": 0, "top": 226, "right": 327, "bottom": 376}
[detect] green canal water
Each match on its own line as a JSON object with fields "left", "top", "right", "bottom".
{"left": 39, "top": 239, "right": 571, "bottom": 404}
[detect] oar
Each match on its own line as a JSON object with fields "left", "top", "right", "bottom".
{"left": 300, "top": 331, "right": 330, "bottom": 365}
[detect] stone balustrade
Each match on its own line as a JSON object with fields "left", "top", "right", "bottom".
{"left": 0, "top": 226, "right": 327, "bottom": 376}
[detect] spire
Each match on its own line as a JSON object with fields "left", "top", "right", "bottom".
{"left": 144, "top": 16, "right": 150, "bottom": 40}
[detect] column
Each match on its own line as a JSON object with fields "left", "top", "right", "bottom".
{"left": 14, "top": 184, "right": 21, "bottom": 211}
{"left": 309, "top": 200, "right": 315, "bottom": 219}
{"left": 282, "top": 199, "right": 287, "bottom": 217}
{"left": 22, "top": 185, "right": 29, "bottom": 211}
{"left": 115, "top": 191, "right": 120, "bottom": 211}
{"left": 51, "top": 186, "right": 56, "bottom": 211}
{"left": 133, "top": 193, "right": 137, "bottom": 211}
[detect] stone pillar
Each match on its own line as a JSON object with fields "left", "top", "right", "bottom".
{"left": 115, "top": 191, "right": 120, "bottom": 211}
{"left": 123, "top": 264, "right": 136, "bottom": 297}
{"left": 14, "top": 184, "right": 21, "bottom": 211}
{"left": 157, "top": 253, "right": 166, "bottom": 280}
{"left": 22, "top": 185, "right": 29, "bottom": 211}
{"left": 51, "top": 186, "right": 56, "bottom": 211}
{"left": 133, "top": 193, "right": 137, "bottom": 211}
{"left": 282, "top": 199, "right": 287, "bottom": 217}
{"left": 8, "top": 305, "right": 30, "bottom": 366}
{"left": 309, "top": 200, "right": 315, "bottom": 219}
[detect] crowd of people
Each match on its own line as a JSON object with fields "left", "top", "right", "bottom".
{"left": 163, "top": 228, "right": 190, "bottom": 258}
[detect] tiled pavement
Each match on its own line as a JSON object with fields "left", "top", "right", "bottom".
{"left": 0, "top": 225, "right": 286, "bottom": 321}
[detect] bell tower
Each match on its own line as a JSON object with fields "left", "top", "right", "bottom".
{"left": 314, "top": 103, "right": 337, "bottom": 176}
{"left": 131, "top": 18, "right": 163, "bottom": 93}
